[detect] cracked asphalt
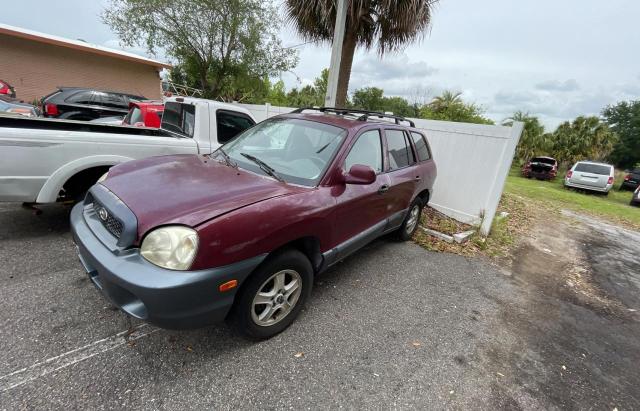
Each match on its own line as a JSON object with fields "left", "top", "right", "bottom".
{"left": 0, "top": 203, "right": 639, "bottom": 410}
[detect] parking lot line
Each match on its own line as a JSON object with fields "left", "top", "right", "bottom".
{"left": 0, "top": 323, "right": 158, "bottom": 392}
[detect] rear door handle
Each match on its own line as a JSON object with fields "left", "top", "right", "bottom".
{"left": 378, "top": 184, "right": 389, "bottom": 194}
{"left": 415, "top": 175, "right": 422, "bottom": 181}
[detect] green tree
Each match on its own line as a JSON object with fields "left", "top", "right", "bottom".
{"left": 350, "top": 87, "right": 414, "bottom": 117}
{"left": 284, "top": 0, "right": 437, "bottom": 107}
{"left": 420, "top": 91, "right": 494, "bottom": 124}
{"left": 602, "top": 100, "right": 640, "bottom": 168}
{"left": 265, "top": 79, "right": 289, "bottom": 106}
{"left": 549, "top": 116, "right": 617, "bottom": 166}
{"left": 351, "top": 87, "right": 386, "bottom": 111}
{"left": 503, "top": 111, "right": 546, "bottom": 162}
{"left": 285, "top": 69, "right": 329, "bottom": 107}
{"left": 103, "top": 0, "right": 298, "bottom": 100}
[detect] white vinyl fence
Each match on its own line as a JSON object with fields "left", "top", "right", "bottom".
{"left": 234, "top": 103, "right": 523, "bottom": 235}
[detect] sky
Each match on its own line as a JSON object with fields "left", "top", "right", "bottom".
{"left": 3, "top": 0, "right": 640, "bottom": 129}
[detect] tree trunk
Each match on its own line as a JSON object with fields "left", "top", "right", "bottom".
{"left": 335, "top": 30, "right": 357, "bottom": 108}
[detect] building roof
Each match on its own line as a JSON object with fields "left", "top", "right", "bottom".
{"left": 0, "top": 23, "right": 171, "bottom": 70}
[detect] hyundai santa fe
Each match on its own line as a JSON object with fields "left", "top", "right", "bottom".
{"left": 71, "top": 108, "right": 437, "bottom": 339}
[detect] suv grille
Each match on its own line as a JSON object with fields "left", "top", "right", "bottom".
{"left": 94, "top": 201, "right": 123, "bottom": 238}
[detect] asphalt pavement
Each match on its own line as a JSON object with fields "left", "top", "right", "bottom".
{"left": 0, "top": 203, "right": 638, "bottom": 410}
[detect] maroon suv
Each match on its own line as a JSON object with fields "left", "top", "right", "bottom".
{"left": 71, "top": 108, "right": 437, "bottom": 339}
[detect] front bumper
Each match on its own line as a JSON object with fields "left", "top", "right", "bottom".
{"left": 70, "top": 202, "right": 266, "bottom": 329}
{"left": 564, "top": 179, "right": 612, "bottom": 193}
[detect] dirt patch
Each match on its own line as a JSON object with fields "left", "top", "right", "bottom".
{"left": 509, "top": 217, "right": 628, "bottom": 318}
{"left": 478, "top": 212, "right": 640, "bottom": 409}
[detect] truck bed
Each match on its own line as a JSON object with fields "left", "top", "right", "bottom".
{"left": 0, "top": 114, "right": 166, "bottom": 136}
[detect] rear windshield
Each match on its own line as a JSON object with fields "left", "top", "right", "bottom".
{"left": 162, "top": 102, "right": 196, "bottom": 137}
{"left": 123, "top": 107, "right": 142, "bottom": 125}
{"left": 531, "top": 157, "right": 555, "bottom": 164}
{"left": 574, "top": 163, "right": 611, "bottom": 175}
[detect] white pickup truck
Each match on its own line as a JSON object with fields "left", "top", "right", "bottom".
{"left": 0, "top": 97, "right": 256, "bottom": 204}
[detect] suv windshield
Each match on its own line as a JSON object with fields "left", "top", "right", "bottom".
{"left": 575, "top": 163, "right": 611, "bottom": 175}
{"left": 220, "top": 117, "right": 347, "bottom": 186}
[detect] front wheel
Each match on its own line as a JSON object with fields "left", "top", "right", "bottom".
{"left": 227, "top": 249, "right": 313, "bottom": 340}
{"left": 397, "top": 198, "right": 423, "bottom": 241}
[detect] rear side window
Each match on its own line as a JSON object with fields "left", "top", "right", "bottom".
{"left": 386, "top": 129, "right": 415, "bottom": 170}
{"left": 574, "top": 163, "right": 611, "bottom": 175}
{"left": 66, "top": 91, "right": 94, "bottom": 104}
{"left": 410, "top": 132, "right": 431, "bottom": 161}
{"left": 162, "top": 102, "right": 196, "bottom": 137}
{"left": 97, "top": 92, "right": 128, "bottom": 109}
{"left": 216, "top": 110, "right": 255, "bottom": 143}
{"left": 345, "top": 129, "right": 383, "bottom": 173}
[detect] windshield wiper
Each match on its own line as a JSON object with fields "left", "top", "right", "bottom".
{"left": 240, "top": 152, "right": 285, "bottom": 183}
{"left": 215, "top": 147, "right": 237, "bottom": 168}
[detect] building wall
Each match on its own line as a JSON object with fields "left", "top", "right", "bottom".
{"left": 0, "top": 34, "right": 162, "bottom": 103}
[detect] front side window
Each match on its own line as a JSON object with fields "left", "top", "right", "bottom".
{"left": 344, "top": 129, "right": 383, "bottom": 173}
{"left": 162, "top": 102, "right": 196, "bottom": 137}
{"left": 410, "top": 132, "right": 431, "bottom": 161}
{"left": 220, "top": 118, "right": 347, "bottom": 186}
{"left": 386, "top": 129, "right": 415, "bottom": 170}
{"left": 216, "top": 110, "right": 255, "bottom": 143}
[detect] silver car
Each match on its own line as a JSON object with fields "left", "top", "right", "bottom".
{"left": 565, "top": 161, "right": 615, "bottom": 194}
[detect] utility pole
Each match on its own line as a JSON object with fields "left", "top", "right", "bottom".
{"left": 324, "top": 0, "right": 348, "bottom": 108}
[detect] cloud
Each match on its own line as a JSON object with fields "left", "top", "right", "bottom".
{"left": 352, "top": 54, "right": 437, "bottom": 80}
{"left": 349, "top": 53, "right": 437, "bottom": 93}
{"left": 534, "top": 79, "right": 580, "bottom": 92}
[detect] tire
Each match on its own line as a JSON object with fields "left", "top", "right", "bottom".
{"left": 397, "top": 198, "right": 423, "bottom": 241}
{"left": 227, "top": 249, "right": 313, "bottom": 340}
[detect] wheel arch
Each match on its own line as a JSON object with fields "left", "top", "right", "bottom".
{"left": 415, "top": 188, "right": 430, "bottom": 205}
{"left": 36, "top": 155, "right": 132, "bottom": 203}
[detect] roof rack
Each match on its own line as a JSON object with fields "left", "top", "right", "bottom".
{"left": 292, "top": 107, "right": 415, "bottom": 128}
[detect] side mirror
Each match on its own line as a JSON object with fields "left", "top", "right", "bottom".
{"left": 344, "top": 164, "right": 376, "bottom": 185}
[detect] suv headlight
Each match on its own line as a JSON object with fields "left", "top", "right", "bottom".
{"left": 97, "top": 172, "right": 109, "bottom": 183}
{"left": 140, "top": 226, "right": 199, "bottom": 270}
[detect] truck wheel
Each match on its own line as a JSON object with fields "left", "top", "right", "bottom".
{"left": 397, "top": 198, "right": 423, "bottom": 241}
{"left": 228, "top": 249, "right": 313, "bottom": 340}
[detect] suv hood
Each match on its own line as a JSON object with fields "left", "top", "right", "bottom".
{"left": 103, "top": 154, "right": 301, "bottom": 239}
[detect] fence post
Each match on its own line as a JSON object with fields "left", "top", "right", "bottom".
{"left": 479, "top": 121, "right": 524, "bottom": 236}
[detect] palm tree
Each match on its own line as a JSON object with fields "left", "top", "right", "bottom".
{"left": 284, "top": 0, "right": 437, "bottom": 107}
{"left": 429, "top": 90, "right": 463, "bottom": 112}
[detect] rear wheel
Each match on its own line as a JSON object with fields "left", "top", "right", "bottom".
{"left": 228, "top": 249, "right": 313, "bottom": 340}
{"left": 397, "top": 198, "right": 423, "bottom": 241}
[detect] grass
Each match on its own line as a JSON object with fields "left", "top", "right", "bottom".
{"left": 504, "top": 167, "right": 640, "bottom": 230}
{"left": 415, "top": 166, "right": 639, "bottom": 259}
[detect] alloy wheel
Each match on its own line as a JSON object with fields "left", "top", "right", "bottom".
{"left": 251, "top": 269, "right": 302, "bottom": 327}
{"left": 405, "top": 205, "right": 420, "bottom": 235}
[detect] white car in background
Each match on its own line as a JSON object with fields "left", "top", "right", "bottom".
{"left": 564, "top": 161, "right": 615, "bottom": 194}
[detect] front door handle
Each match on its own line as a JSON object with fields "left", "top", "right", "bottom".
{"left": 415, "top": 175, "right": 422, "bottom": 181}
{"left": 378, "top": 184, "right": 389, "bottom": 194}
